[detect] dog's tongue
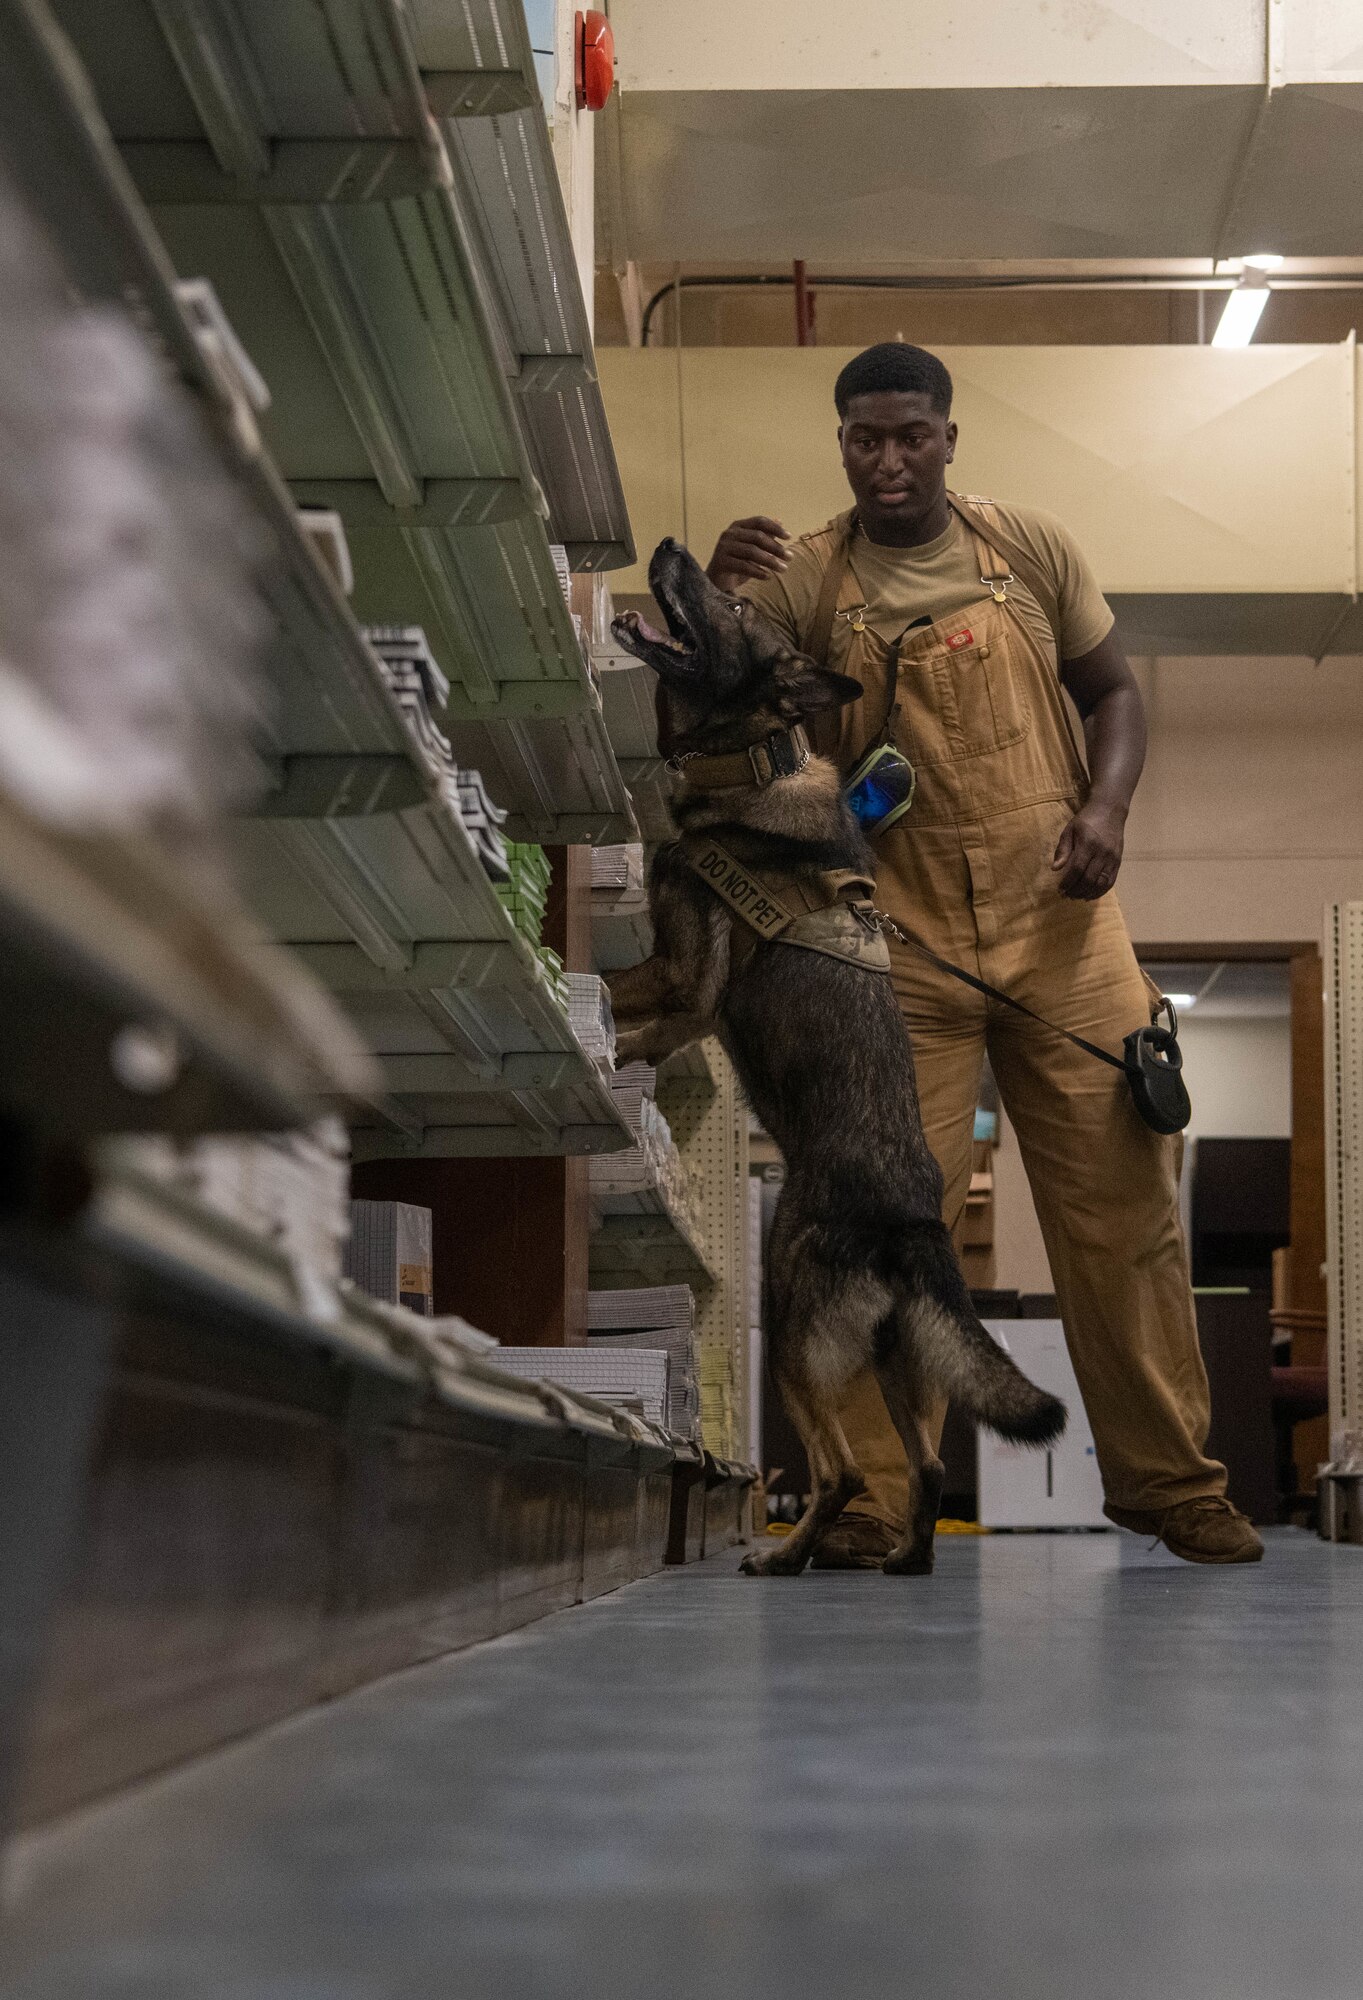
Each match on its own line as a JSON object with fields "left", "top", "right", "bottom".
{"left": 632, "top": 614, "right": 666, "bottom": 643}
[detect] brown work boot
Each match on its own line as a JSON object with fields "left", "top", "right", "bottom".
{"left": 1104, "top": 1496, "right": 1265, "bottom": 1564}
{"left": 810, "top": 1514, "right": 900, "bottom": 1570}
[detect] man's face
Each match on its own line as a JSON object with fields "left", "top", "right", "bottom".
{"left": 838, "top": 391, "right": 957, "bottom": 532}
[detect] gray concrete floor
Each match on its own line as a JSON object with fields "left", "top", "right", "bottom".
{"left": 3, "top": 1529, "right": 1362, "bottom": 1999}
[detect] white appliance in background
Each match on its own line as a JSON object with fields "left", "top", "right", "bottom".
{"left": 976, "top": 1321, "right": 1108, "bottom": 1529}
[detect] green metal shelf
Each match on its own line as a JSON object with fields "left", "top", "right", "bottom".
{"left": 0, "top": 0, "right": 376, "bottom": 1139}
{"left": 235, "top": 779, "right": 634, "bottom": 1159}
{"left": 7, "top": 0, "right": 633, "bottom": 1155}
{"left": 51, "top": 0, "right": 634, "bottom": 840}
{"left": 409, "top": 0, "right": 633, "bottom": 571}
{"left": 0, "top": 785, "right": 372, "bottom": 1141}
{"left": 590, "top": 1198, "right": 717, "bottom": 1289}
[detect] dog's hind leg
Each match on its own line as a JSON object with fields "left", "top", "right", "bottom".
{"left": 740, "top": 1253, "right": 887, "bottom": 1578}
{"left": 873, "top": 1338, "right": 947, "bottom": 1576}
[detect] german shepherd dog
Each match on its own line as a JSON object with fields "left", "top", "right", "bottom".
{"left": 610, "top": 538, "right": 1065, "bottom": 1577}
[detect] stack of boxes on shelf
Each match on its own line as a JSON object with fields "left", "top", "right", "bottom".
{"left": 344, "top": 1200, "right": 434, "bottom": 1316}
{"left": 494, "top": 838, "right": 569, "bottom": 1008}
{"left": 590, "top": 1060, "right": 706, "bottom": 1255}
{"left": 567, "top": 972, "right": 616, "bottom": 1074}
{"left": 365, "top": 624, "right": 511, "bottom": 883}
{"left": 588, "top": 1285, "right": 702, "bottom": 1446}
{"left": 455, "top": 768, "right": 512, "bottom": 881}
{"left": 490, "top": 1346, "right": 670, "bottom": 1433}
{"left": 553, "top": 544, "right": 615, "bottom": 678}
{"left": 590, "top": 842, "right": 645, "bottom": 903}
{"left": 589, "top": 842, "right": 652, "bottom": 969}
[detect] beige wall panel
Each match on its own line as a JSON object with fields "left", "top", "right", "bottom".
{"left": 598, "top": 345, "right": 1354, "bottom": 597}
{"left": 596, "top": 350, "right": 685, "bottom": 589}
{"left": 1122, "top": 656, "right": 1363, "bottom": 944}
{"left": 613, "top": 2, "right": 1264, "bottom": 91}
{"left": 1178, "top": 1018, "right": 1292, "bottom": 1139}
{"left": 1283, "top": 3, "right": 1363, "bottom": 79}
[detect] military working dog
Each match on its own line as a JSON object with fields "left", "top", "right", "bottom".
{"left": 610, "top": 537, "right": 1064, "bottom": 1577}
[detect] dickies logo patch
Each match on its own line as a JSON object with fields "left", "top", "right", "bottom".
{"left": 946, "top": 628, "right": 974, "bottom": 651}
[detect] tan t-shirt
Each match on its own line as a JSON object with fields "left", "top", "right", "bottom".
{"left": 742, "top": 500, "right": 1114, "bottom": 670}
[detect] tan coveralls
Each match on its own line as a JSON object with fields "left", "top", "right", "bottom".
{"left": 807, "top": 498, "right": 1225, "bottom": 1523}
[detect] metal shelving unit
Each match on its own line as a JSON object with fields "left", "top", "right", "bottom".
{"left": 445, "top": 705, "right": 635, "bottom": 844}
{"left": 51, "top": 0, "right": 634, "bottom": 842}
{"left": 657, "top": 1042, "right": 752, "bottom": 1462}
{"left": 12, "top": 0, "right": 635, "bottom": 1160}
{"left": 0, "top": 0, "right": 376, "bottom": 1139}
{"left": 591, "top": 1196, "right": 716, "bottom": 1289}
{"left": 0, "top": 787, "right": 374, "bottom": 1143}
{"left": 240, "top": 778, "right": 632, "bottom": 1158}
{"left": 409, "top": 0, "right": 633, "bottom": 571}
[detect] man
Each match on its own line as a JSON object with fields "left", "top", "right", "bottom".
{"left": 706, "top": 342, "right": 1261, "bottom": 1566}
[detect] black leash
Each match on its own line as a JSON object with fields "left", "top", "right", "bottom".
{"left": 870, "top": 910, "right": 1130, "bottom": 1072}
{"left": 869, "top": 908, "right": 1191, "bottom": 1135}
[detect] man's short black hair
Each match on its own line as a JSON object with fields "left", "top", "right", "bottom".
{"left": 834, "top": 342, "right": 953, "bottom": 419}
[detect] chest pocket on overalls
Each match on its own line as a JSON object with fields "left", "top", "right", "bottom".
{"left": 897, "top": 616, "right": 1033, "bottom": 767}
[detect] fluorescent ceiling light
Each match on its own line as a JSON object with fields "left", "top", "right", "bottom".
{"left": 1211, "top": 278, "right": 1270, "bottom": 347}
{"left": 1241, "top": 252, "right": 1285, "bottom": 271}
{"left": 1164, "top": 992, "right": 1197, "bottom": 1010}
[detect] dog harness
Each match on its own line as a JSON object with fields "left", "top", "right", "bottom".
{"left": 679, "top": 833, "right": 892, "bottom": 973}
{"left": 672, "top": 723, "right": 891, "bottom": 974}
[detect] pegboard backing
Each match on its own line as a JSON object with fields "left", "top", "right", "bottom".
{"left": 658, "top": 1039, "right": 749, "bottom": 1458}
{"left": 1324, "top": 902, "right": 1363, "bottom": 1445}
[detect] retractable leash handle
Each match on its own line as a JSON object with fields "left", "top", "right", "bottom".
{"left": 1122, "top": 999, "right": 1191, "bottom": 1135}
{"left": 871, "top": 915, "right": 1192, "bottom": 1135}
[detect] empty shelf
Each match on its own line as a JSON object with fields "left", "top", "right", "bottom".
{"left": 591, "top": 1201, "right": 717, "bottom": 1289}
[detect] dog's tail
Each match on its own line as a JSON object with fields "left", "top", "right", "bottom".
{"left": 890, "top": 1221, "right": 1066, "bottom": 1446}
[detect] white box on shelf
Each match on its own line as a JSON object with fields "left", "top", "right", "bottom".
{"left": 976, "top": 1321, "right": 1106, "bottom": 1529}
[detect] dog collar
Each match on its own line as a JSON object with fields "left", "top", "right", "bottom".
{"left": 672, "top": 723, "right": 811, "bottom": 790}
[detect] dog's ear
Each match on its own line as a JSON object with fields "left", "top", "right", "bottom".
{"left": 773, "top": 653, "right": 863, "bottom": 717}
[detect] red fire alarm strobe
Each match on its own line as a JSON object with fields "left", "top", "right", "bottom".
{"left": 575, "top": 9, "right": 614, "bottom": 111}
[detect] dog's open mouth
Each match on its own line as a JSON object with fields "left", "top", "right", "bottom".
{"left": 612, "top": 596, "right": 697, "bottom": 670}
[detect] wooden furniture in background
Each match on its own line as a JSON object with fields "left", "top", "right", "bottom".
{"left": 1190, "top": 1137, "right": 1291, "bottom": 1290}
{"left": 1196, "top": 1292, "right": 1277, "bottom": 1525}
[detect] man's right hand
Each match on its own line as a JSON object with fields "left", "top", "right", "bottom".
{"left": 706, "top": 516, "right": 790, "bottom": 591}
